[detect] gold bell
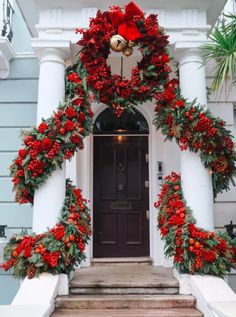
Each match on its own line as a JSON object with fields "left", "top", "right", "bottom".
{"left": 110, "top": 34, "right": 127, "bottom": 52}
{"left": 123, "top": 47, "right": 133, "bottom": 57}
{"left": 128, "top": 41, "right": 135, "bottom": 48}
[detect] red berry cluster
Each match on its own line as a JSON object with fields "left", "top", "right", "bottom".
{"left": 46, "top": 142, "right": 61, "bottom": 159}
{"left": 27, "top": 159, "right": 45, "bottom": 178}
{"left": 196, "top": 113, "right": 217, "bottom": 136}
{"left": 67, "top": 72, "right": 81, "bottom": 83}
{"left": 112, "top": 103, "right": 124, "bottom": 117}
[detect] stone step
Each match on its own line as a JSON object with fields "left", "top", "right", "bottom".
{"left": 55, "top": 294, "right": 196, "bottom": 310}
{"left": 70, "top": 286, "right": 179, "bottom": 295}
{"left": 71, "top": 265, "right": 177, "bottom": 289}
{"left": 52, "top": 308, "right": 203, "bottom": 317}
{"left": 70, "top": 265, "right": 179, "bottom": 295}
{"left": 70, "top": 280, "right": 179, "bottom": 288}
{"left": 92, "top": 257, "right": 153, "bottom": 266}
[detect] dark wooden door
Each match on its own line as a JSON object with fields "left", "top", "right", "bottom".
{"left": 93, "top": 136, "right": 149, "bottom": 257}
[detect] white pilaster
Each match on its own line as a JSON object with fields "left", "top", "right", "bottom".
{"left": 175, "top": 42, "right": 214, "bottom": 231}
{"left": 32, "top": 39, "right": 70, "bottom": 233}
{"left": 150, "top": 124, "right": 164, "bottom": 266}
{"left": 77, "top": 136, "right": 92, "bottom": 267}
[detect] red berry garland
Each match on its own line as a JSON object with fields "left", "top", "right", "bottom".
{"left": 1, "top": 181, "right": 92, "bottom": 279}
{"left": 1, "top": 2, "right": 236, "bottom": 279}
{"left": 155, "top": 173, "right": 236, "bottom": 277}
{"left": 1, "top": 63, "right": 93, "bottom": 277}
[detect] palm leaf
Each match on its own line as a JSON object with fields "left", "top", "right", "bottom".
{"left": 202, "top": 14, "right": 236, "bottom": 92}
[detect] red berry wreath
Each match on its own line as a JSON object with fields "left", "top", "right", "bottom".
{"left": 76, "top": 1, "right": 170, "bottom": 116}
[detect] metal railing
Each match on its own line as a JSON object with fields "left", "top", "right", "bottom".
{"left": 225, "top": 221, "right": 236, "bottom": 239}
{"left": 1, "top": 0, "right": 14, "bottom": 42}
{"left": 0, "top": 225, "right": 7, "bottom": 238}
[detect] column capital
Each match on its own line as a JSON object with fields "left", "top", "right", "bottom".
{"left": 174, "top": 40, "right": 209, "bottom": 64}
{"left": 31, "top": 39, "right": 71, "bottom": 65}
{"left": 0, "top": 38, "right": 16, "bottom": 78}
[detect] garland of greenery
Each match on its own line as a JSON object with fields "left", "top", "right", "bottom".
{"left": 0, "top": 66, "right": 93, "bottom": 279}
{"left": 1, "top": 2, "right": 236, "bottom": 278}
{"left": 153, "top": 81, "right": 236, "bottom": 275}
{"left": 1, "top": 181, "right": 91, "bottom": 279}
{"left": 153, "top": 80, "right": 236, "bottom": 197}
{"left": 155, "top": 172, "right": 236, "bottom": 277}
{"left": 11, "top": 75, "right": 93, "bottom": 204}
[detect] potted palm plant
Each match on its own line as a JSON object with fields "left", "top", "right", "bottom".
{"left": 202, "top": 13, "right": 236, "bottom": 92}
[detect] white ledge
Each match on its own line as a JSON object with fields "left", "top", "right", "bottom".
{"left": 174, "top": 270, "right": 236, "bottom": 317}
{"left": 0, "top": 273, "right": 70, "bottom": 317}
{"left": 0, "top": 305, "right": 51, "bottom": 317}
{"left": 209, "top": 301, "right": 236, "bottom": 317}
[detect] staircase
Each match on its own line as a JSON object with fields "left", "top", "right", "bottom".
{"left": 52, "top": 261, "right": 203, "bottom": 317}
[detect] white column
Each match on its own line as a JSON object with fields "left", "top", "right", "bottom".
{"left": 175, "top": 44, "right": 214, "bottom": 231}
{"left": 66, "top": 153, "right": 78, "bottom": 185}
{"left": 150, "top": 124, "right": 165, "bottom": 266}
{"left": 77, "top": 136, "right": 92, "bottom": 266}
{"left": 32, "top": 40, "right": 70, "bottom": 233}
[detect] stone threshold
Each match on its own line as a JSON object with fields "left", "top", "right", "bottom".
{"left": 91, "top": 257, "right": 153, "bottom": 265}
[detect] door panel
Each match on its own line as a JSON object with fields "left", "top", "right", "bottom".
{"left": 100, "top": 144, "right": 116, "bottom": 199}
{"left": 126, "top": 211, "right": 142, "bottom": 244}
{"left": 99, "top": 212, "right": 118, "bottom": 244}
{"left": 93, "top": 136, "right": 149, "bottom": 257}
{"left": 126, "top": 144, "right": 142, "bottom": 200}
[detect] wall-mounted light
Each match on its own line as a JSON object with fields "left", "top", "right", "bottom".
{"left": 0, "top": 225, "right": 7, "bottom": 238}
{"left": 157, "top": 161, "right": 164, "bottom": 185}
{"left": 117, "top": 135, "right": 124, "bottom": 142}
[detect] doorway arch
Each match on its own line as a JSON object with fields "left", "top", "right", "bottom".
{"left": 93, "top": 108, "right": 150, "bottom": 257}
{"left": 93, "top": 108, "right": 149, "bottom": 134}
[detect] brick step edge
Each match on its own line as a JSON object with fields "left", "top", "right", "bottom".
{"left": 55, "top": 294, "right": 196, "bottom": 310}
{"left": 52, "top": 308, "right": 203, "bottom": 317}
{"left": 91, "top": 257, "right": 153, "bottom": 266}
{"left": 70, "top": 287, "right": 179, "bottom": 295}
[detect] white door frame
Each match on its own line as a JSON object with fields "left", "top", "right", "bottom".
{"left": 73, "top": 102, "right": 167, "bottom": 267}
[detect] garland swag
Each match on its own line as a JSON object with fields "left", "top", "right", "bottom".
{"left": 1, "top": 2, "right": 236, "bottom": 278}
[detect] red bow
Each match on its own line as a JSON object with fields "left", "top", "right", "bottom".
{"left": 110, "top": 2, "right": 144, "bottom": 41}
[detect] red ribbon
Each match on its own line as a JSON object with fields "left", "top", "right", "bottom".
{"left": 110, "top": 2, "right": 144, "bottom": 41}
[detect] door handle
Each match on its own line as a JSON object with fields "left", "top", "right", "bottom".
{"left": 118, "top": 184, "right": 124, "bottom": 191}
{"left": 146, "top": 210, "right": 150, "bottom": 220}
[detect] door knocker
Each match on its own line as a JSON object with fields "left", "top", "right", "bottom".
{"left": 117, "top": 163, "right": 125, "bottom": 173}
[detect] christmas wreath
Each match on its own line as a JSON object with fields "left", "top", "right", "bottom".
{"left": 1, "top": 2, "right": 236, "bottom": 279}
{"left": 75, "top": 1, "right": 170, "bottom": 117}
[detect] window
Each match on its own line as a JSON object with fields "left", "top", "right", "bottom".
{"left": 93, "top": 108, "right": 149, "bottom": 134}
